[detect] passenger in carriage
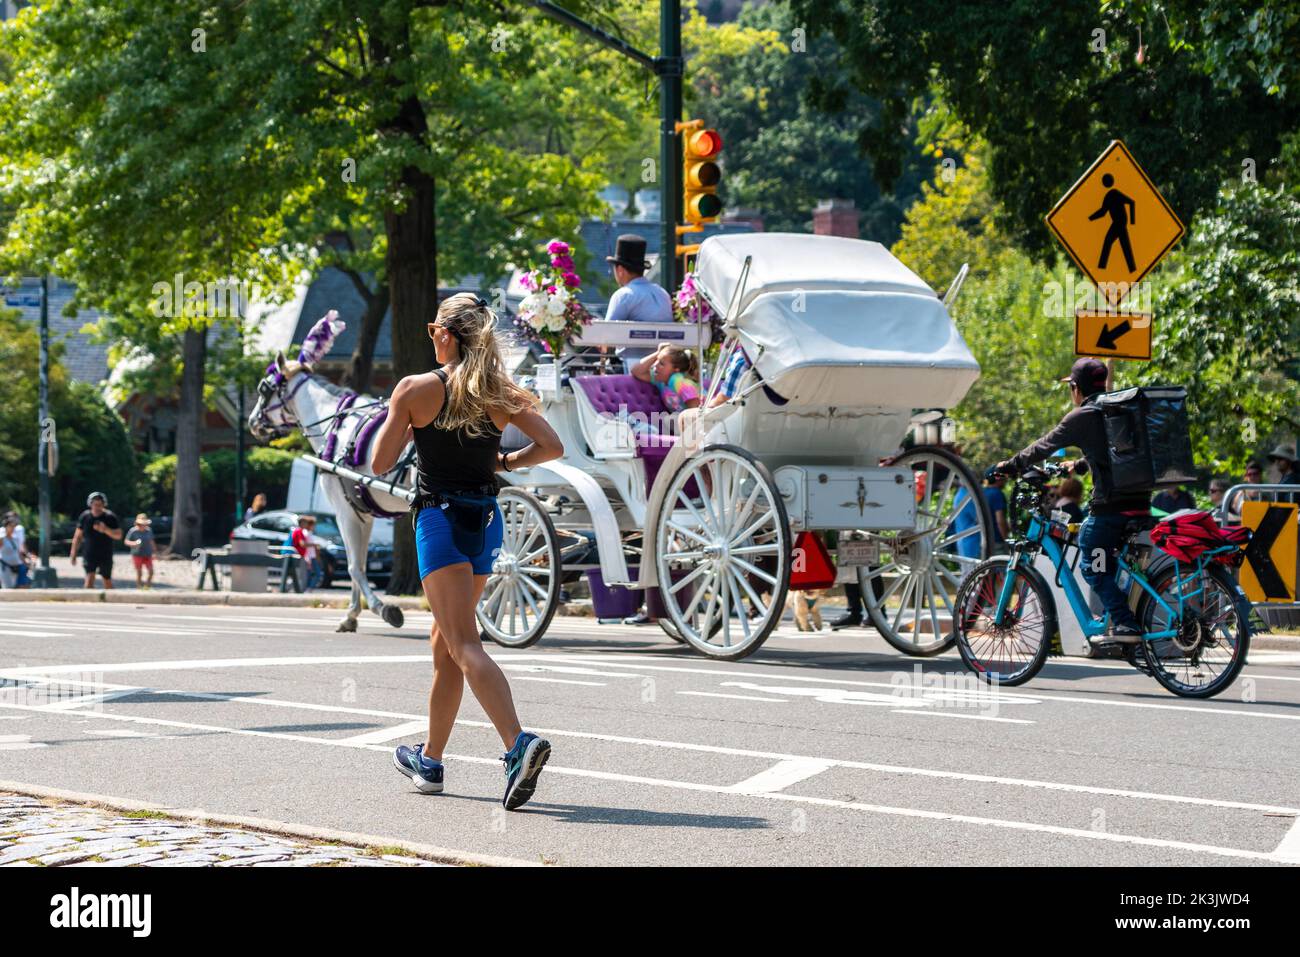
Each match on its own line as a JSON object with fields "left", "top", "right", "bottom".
{"left": 631, "top": 343, "right": 702, "bottom": 418}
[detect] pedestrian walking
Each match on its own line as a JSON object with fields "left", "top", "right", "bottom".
{"left": 1054, "top": 477, "right": 1086, "bottom": 522}
{"left": 370, "top": 291, "right": 564, "bottom": 810}
{"left": 290, "top": 515, "right": 325, "bottom": 590}
{"left": 1226, "top": 461, "right": 1264, "bottom": 519}
{"left": 1268, "top": 444, "right": 1300, "bottom": 485}
{"left": 0, "top": 512, "right": 23, "bottom": 589}
{"left": 124, "top": 513, "right": 156, "bottom": 589}
{"left": 69, "top": 492, "right": 122, "bottom": 589}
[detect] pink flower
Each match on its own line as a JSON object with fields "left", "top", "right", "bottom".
{"left": 520, "top": 272, "right": 535, "bottom": 290}
{"left": 546, "top": 240, "right": 569, "bottom": 256}
{"left": 562, "top": 271, "right": 581, "bottom": 288}
{"left": 551, "top": 255, "right": 574, "bottom": 270}
{"left": 545, "top": 284, "right": 557, "bottom": 295}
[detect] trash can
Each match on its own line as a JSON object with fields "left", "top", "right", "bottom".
{"left": 230, "top": 539, "right": 269, "bottom": 593}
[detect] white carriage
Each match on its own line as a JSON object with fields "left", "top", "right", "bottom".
{"left": 480, "top": 232, "right": 995, "bottom": 658}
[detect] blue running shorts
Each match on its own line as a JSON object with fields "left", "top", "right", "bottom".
{"left": 415, "top": 501, "right": 504, "bottom": 578}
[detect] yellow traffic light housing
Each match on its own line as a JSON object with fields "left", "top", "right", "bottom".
{"left": 677, "top": 119, "right": 723, "bottom": 226}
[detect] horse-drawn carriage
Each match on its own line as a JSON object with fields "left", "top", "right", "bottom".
{"left": 250, "top": 232, "right": 994, "bottom": 654}
{"left": 485, "top": 232, "right": 995, "bottom": 658}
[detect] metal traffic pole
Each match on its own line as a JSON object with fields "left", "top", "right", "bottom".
{"left": 33, "top": 273, "right": 58, "bottom": 588}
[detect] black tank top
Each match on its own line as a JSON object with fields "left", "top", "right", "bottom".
{"left": 413, "top": 368, "right": 502, "bottom": 495}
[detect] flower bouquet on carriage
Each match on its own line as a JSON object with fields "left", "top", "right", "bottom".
{"left": 673, "top": 272, "right": 723, "bottom": 364}
{"left": 512, "top": 240, "right": 594, "bottom": 359}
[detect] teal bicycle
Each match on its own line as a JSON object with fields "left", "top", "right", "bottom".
{"left": 953, "top": 461, "right": 1251, "bottom": 698}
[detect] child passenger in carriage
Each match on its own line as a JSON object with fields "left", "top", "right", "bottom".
{"left": 632, "top": 344, "right": 701, "bottom": 421}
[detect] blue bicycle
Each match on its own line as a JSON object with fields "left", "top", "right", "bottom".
{"left": 953, "top": 461, "right": 1251, "bottom": 697}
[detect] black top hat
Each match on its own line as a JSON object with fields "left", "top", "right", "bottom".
{"left": 605, "top": 234, "right": 651, "bottom": 272}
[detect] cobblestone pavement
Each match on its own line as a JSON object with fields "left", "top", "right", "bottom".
{"left": 0, "top": 794, "right": 444, "bottom": 867}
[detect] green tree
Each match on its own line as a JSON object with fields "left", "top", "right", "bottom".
{"left": 0, "top": 309, "right": 138, "bottom": 520}
{"left": 788, "top": 0, "right": 1300, "bottom": 255}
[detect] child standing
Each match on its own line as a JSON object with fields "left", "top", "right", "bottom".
{"left": 124, "top": 513, "right": 155, "bottom": 589}
{"left": 291, "top": 515, "right": 325, "bottom": 590}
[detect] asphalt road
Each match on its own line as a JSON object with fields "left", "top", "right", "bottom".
{"left": 2, "top": 602, "right": 1299, "bottom": 866}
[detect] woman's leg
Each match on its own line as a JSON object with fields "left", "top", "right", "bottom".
{"left": 421, "top": 562, "right": 523, "bottom": 751}
{"left": 423, "top": 619, "right": 464, "bottom": 761}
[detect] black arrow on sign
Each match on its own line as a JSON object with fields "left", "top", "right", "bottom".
{"left": 1096, "top": 320, "right": 1131, "bottom": 351}
{"left": 1242, "top": 506, "right": 1293, "bottom": 600}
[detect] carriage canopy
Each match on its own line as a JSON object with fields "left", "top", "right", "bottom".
{"left": 693, "top": 233, "right": 981, "bottom": 409}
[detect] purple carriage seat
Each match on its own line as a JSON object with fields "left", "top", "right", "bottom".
{"left": 572, "top": 374, "right": 680, "bottom": 491}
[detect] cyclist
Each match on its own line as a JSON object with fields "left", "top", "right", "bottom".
{"left": 992, "top": 358, "right": 1149, "bottom": 645}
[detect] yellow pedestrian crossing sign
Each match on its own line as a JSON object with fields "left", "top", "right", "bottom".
{"left": 1046, "top": 140, "right": 1185, "bottom": 305}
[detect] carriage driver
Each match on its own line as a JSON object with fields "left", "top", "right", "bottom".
{"left": 991, "top": 358, "right": 1150, "bottom": 647}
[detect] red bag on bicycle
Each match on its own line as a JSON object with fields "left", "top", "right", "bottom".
{"left": 1150, "top": 509, "right": 1250, "bottom": 564}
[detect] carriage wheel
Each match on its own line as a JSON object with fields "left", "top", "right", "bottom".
{"left": 860, "top": 445, "right": 993, "bottom": 656}
{"left": 477, "top": 487, "right": 561, "bottom": 648}
{"left": 654, "top": 445, "right": 790, "bottom": 660}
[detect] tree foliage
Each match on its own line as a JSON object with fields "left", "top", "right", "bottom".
{"left": 788, "top": 0, "right": 1300, "bottom": 256}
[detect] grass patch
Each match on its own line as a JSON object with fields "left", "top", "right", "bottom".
{"left": 366, "top": 844, "right": 415, "bottom": 858}
{"left": 25, "top": 858, "right": 45, "bottom": 866}
{"left": 135, "top": 839, "right": 160, "bottom": 848}
{"left": 88, "top": 855, "right": 106, "bottom": 863}
{"left": 121, "top": 810, "right": 170, "bottom": 820}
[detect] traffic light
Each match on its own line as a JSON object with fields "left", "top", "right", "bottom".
{"left": 679, "top": 119, "right": 723, "bottom": 226}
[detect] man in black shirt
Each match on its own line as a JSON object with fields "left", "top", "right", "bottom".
{"left": 994, "top": 358, "right": 1150, "bottom": 640}
{"left": 70, "top": 492, "right": 123, "bottom": 588}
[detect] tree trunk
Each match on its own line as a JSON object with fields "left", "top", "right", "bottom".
{"left": 170, "top": 327, "right": 207, "bottom": 557}
{"left": 384, "top": 162, "right": 438, "bottom": 596}
{"left": 341, "top": 280, "right": 390, "bottom": 396}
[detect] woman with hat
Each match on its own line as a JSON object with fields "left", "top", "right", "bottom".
{"left": 370, "top": 292, "right": 565, "bottom": 811}
{"left": 603, "top": 232, "right": 673, "bottom": 370}
{"left": 124, "top": 513, "right": 156, "bottom": 589}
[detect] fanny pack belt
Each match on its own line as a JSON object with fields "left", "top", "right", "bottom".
{"left": 411, "top": 486, "right": 499, "bottom": 558}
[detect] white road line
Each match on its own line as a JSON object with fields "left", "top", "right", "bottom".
{"left": 6, "top": 649, "right": 1300, "bottom": 724}
{"left": 41, "top": 688, "right": 143, "bottom": 711}
{"left": 729, "top": 758, "right": 834, "bottom": 793}
{"left": 512, "top": 676, "right": 607, "bottom": 686}
{"left": 890, "top": 709, "right": 1034, "bottom": 725}
{"left": 0, "top": 734, "right": 46, "bottom": 750}
{"left": 501, "top": 664, "right": 645, "bottom": 679}
{"left": 338, "top": 720, "right": 429, "bottom": 746}
{"left": 83, "top": 728, "right": 178, "bottom": 740}
{"left": 5, "top": 690, "right": 1299, "bottom": 818}
{"left": 677, "top": 691, "right": 789, "bottom": 703}
{"left": 1271, "top": 816, "right": 1300, "bottom": 864}
{"left": 2, "top": 701, "right": 1288, "bottom": 864}
{"left": 0, "top": 630, "right": 74, "bottom": 638}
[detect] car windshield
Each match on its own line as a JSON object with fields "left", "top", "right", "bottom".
{"left": 313, "top": 516, "right": 342, "bottom": 540}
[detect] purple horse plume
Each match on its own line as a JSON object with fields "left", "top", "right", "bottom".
{"left": 298, "top": 310, "right": 345, "bottom": 367}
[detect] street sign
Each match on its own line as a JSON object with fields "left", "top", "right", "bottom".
{"left": 1240, "top": 501, "right": 1297, "bottom": 603}
{"left": 1046, "top": 140, "right": 1184, "bottom": 304}
{"left": 1074, "top": 309, "right": 1152, "bottom": 360}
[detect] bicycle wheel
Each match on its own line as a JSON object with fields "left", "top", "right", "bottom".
{"left": 955, "top": 557, "right": 1057, "bottom": 686}
{"left": 1135, "top": 561, "right": 1250, "bottom": 699}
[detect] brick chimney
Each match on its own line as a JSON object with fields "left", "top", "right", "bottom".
{"left": 812, "top": 198, "right": 858, "bottom": 239}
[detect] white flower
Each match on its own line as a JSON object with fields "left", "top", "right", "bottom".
{"left": 545, "top": 312, "right": 567, "bottom": 333}
{"left": 527, "top": 310, "right": 548, "bottom": 331}
{"left": 519, "top": 292, "right": 544, "bottom": 315}
{"left": 545, "top": 294, "right": 566, "bottom": 317}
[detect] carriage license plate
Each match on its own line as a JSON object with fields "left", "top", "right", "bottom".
{"left": 838, "top": 540, "right": 879, "bottom": 566}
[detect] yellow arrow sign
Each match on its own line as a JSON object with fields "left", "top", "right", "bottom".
{"left": 1240, "top": 501, "right": 1297, "bottom": 604}
{"left": 1074, "top": 310, "right": 1152, "bottom": 360}
{"left": 1047, "top": 141, "right": 1184, "bottom": 305}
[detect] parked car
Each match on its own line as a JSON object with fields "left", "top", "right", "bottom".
{"left": 230, "top": 510, "right": 393, "bottom": 587}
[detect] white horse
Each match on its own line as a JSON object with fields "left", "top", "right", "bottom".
{"left": 248, "top": 312, "right": 410, "bottom": 632}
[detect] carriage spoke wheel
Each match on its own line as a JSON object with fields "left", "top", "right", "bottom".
{"left": 860, "top": 445, "right": 992, "bottom": 657}
{"left": 654, "top": 445, "right": 789, "bottom": 660}
{"left": 477, "top": 487, "right": 561, "bottom": 648}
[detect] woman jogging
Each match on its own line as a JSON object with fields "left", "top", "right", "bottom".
{"left": 370, "top": 293, "right": 563, "bottom": 811}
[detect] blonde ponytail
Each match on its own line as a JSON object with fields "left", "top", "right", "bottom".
{"left": 436, "top": 293, "right": 536, "bottom": 437}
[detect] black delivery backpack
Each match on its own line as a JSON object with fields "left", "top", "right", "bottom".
{"left": 1091, "top": 385, "right": 1197, "bottom": 494}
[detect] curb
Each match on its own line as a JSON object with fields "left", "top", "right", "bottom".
{"left": 0, "top": 588, "right": 597, "bottom": 617}
{"left": 0, "top": 780, "right": 540, "bottom": 868}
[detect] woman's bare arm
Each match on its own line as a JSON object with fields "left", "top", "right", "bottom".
{"left": 498, "top": 406, "right": 564, "bottom": 472}
{"left": 370, "top": 378, "right": 420, "bottom": 474}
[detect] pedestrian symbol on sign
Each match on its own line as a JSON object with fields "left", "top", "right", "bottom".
{"left": 1089, "top": 173, "right": 1136, "bottom": 272}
